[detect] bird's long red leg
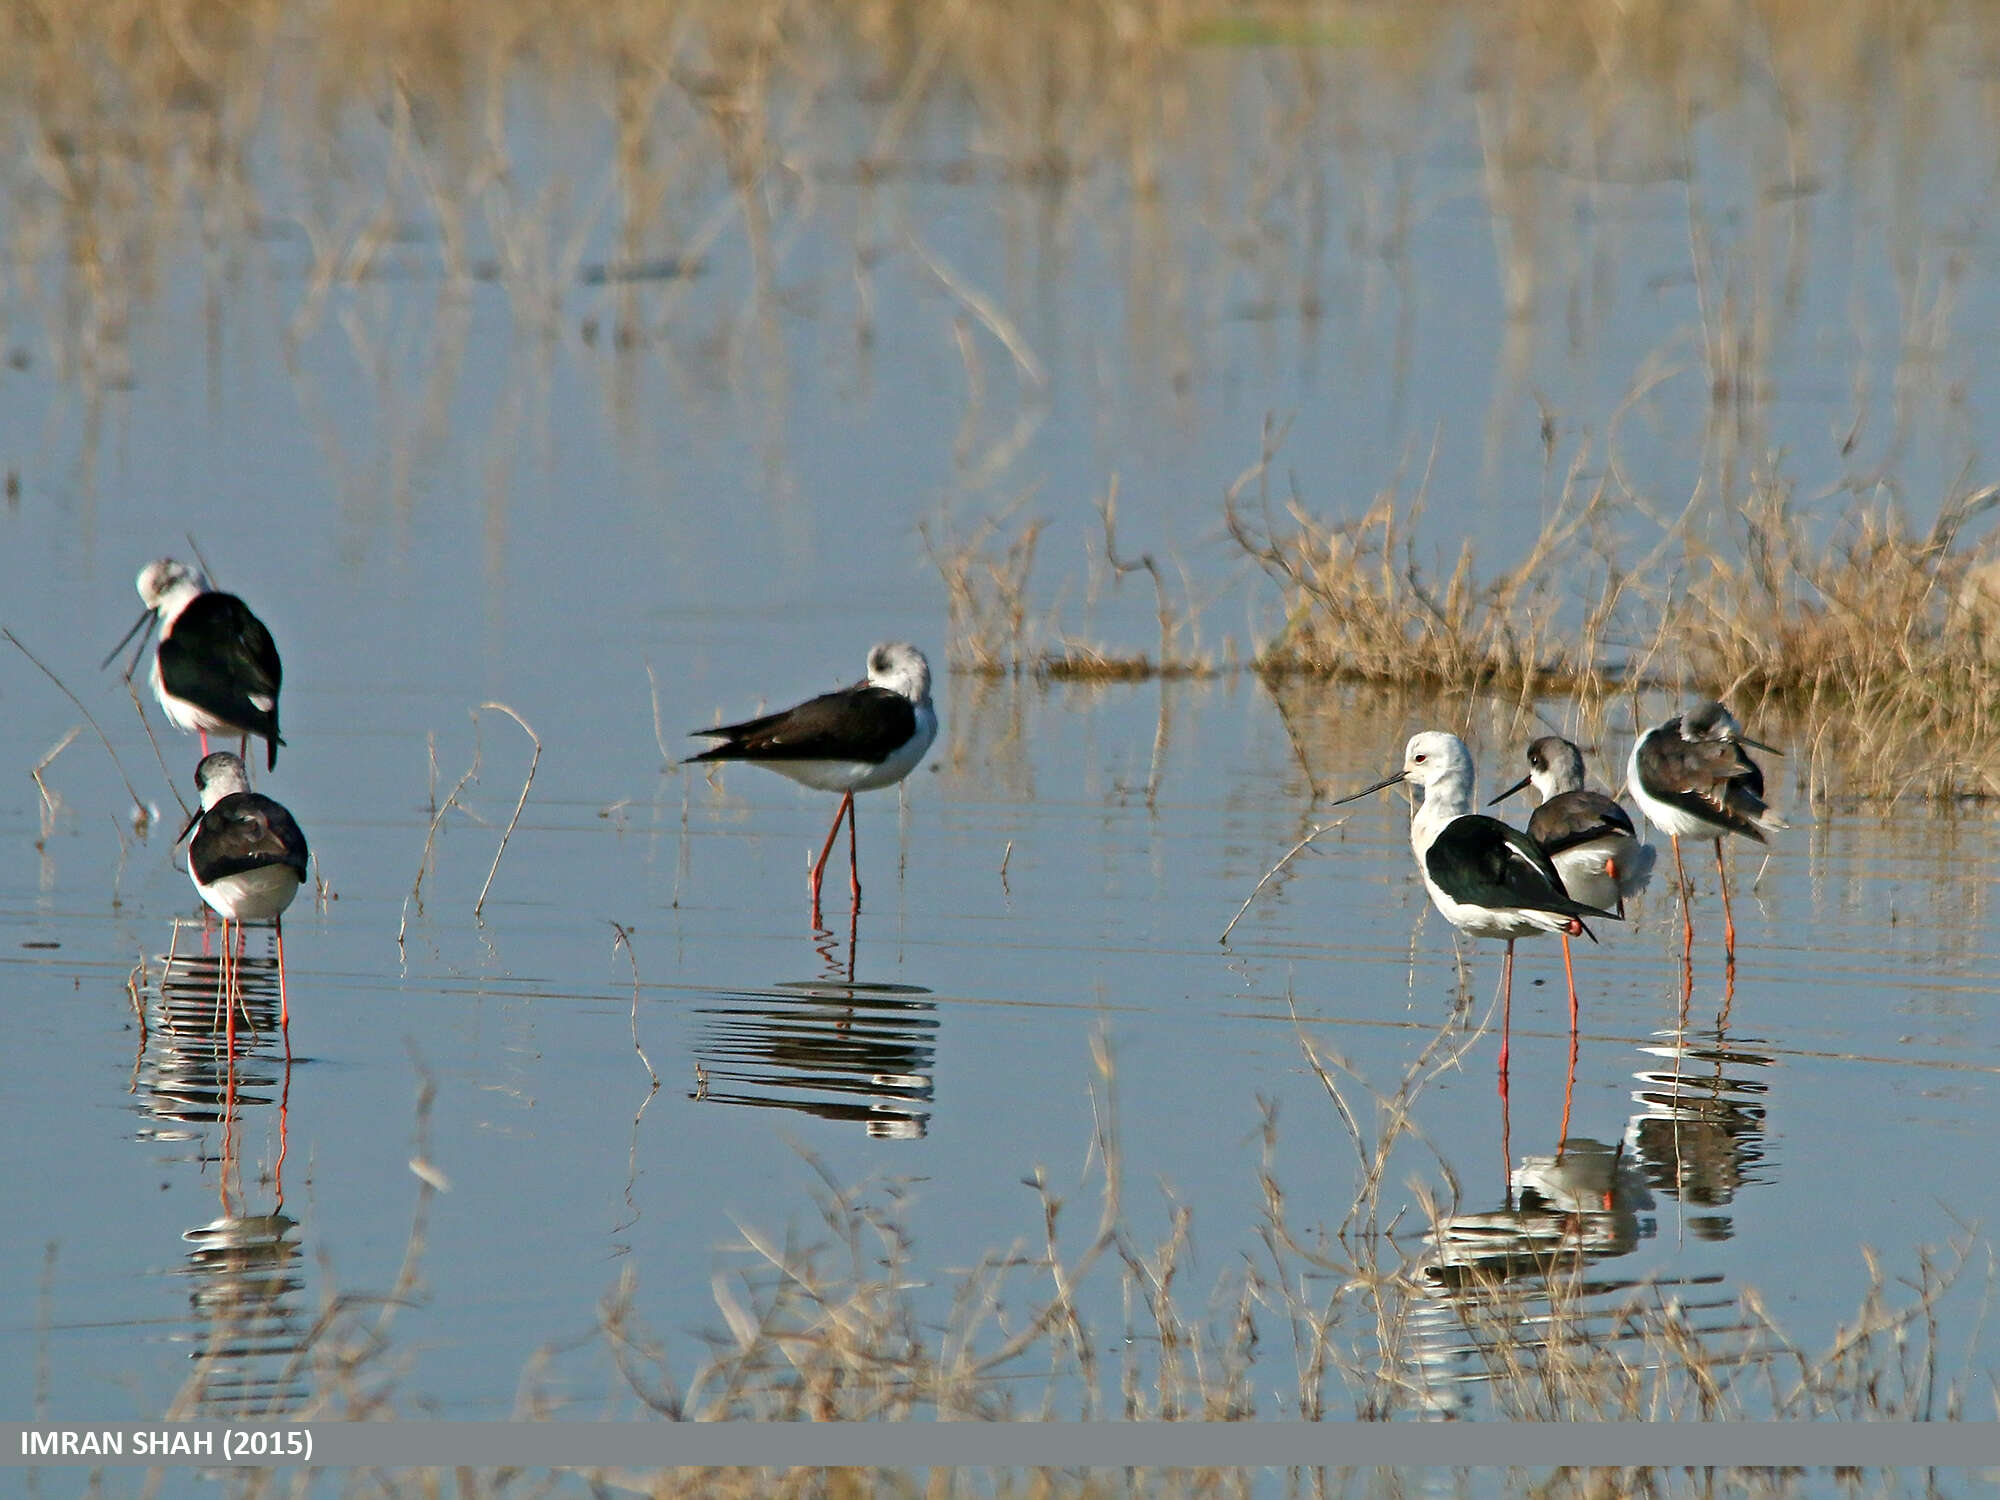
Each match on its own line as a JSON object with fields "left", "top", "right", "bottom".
{"left": 222, "top": 916, "right": 236, "bottom": 1066}
{"left": 1561, "top": 931, "right": 1579, "bottom": 1037}
{"left": 846, "top": 789, "right": 860, "bottom": 908}
{"left": 1497, "top": 938, "right": 1515, "bottom": 1087}
{"left": 274, "top": 1056, "right": 292, "bottom": 1207}
{"left": 209, "top": 918, "right": 228, "bottom": 1044}
{"left": 1714, "top": 837, "right": 1737, "bottom": 963}
{"left": 276, "top": 915, "right": 292, "bottom": 1063}
{"left": 1498, "top": 980, "right": 1514, "bottom": 1208}
{"left": 807, "top": 793, "right": 852, "bottom": 921}
{"left": 1556, "top": 1009, "right": 1579, "bottom": 1160}
{"left": 219, "top": 1051, "right": 239, "bottom": 1217}
{"left": 200, "top": 730, "right": 210, "bottom": 757}
{"left": 1671, "top": 833, "right": 1693, "bottom": 954}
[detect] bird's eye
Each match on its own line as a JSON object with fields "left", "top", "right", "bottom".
{"left": 1413, "top": 753, "right": 1427, "bottom": 763}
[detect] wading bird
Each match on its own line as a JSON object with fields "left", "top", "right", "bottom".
{"left": 181, "top": 752, "right": 309, "bottom": 1060}
{"left": 1332, "top": 731, "right": 1618, "bottom": 1080}
{"left": 105, "top": 559, "right": 285, "bottom": 771}
{"left": 685, "top": 643, "right": 937, "bottom": 921}
{"left": 1627, "top": 702, "right": 1785, "bottom": 962}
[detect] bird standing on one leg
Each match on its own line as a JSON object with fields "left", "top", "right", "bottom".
{"left": 180, "top": 752, "right": 310, "bottom": 1061}
{"left": 1332, "top": 732, "right": 1619, "bottom": 1083}
{"left": 1627, "top": 702, "right": 1785, "bottom": 965}
{"left": 106, "top": 558, "right": 285, "bottom": 771}
{"left": 1491, "top": 734, "right": 1658, "bottom": 1036}
{"left": 684, "top": 643, "right": 938, "bottom": 923}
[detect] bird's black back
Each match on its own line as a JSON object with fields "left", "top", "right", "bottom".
{"left": 1636, "top": 719, "right": 1774, "bottom": 841}
{"left": 1425, "top": 814, "right": 1618, "bottom": 922}
{"left": 686, "top": 684, "right": 917, "bottom": 764}
{"left": 1528, "top": 788, "right": 1638, "bottom": 859}
{"left": 159, "top": 592, "right": 285, "bottom": 769}
{"left": 191, "top": 791, "right": 310, "bottom": 885}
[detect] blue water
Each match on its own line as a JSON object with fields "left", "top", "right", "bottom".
{"left": 3, "top": 15, "right": 2000, "bottom": 1460}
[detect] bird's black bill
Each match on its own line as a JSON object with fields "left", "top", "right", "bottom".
{"left": 1328, "top": 770, "right": 1407, "bottom": 807}
{"left": 100, "top": 609, "right": 157, "bottom": 675}
{"left": 1488, "top": 774, "right": 1533, "bottom": 806}
{"left": 1739, "top": 734, "right": 1784, "bottom": 756}
{"left": 176, "top": 805, "right": 203, "bottom": 845}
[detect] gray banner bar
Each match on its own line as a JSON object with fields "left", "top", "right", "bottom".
{"left": 6, "top": 1422, "right": 1997, "bottom": 1468}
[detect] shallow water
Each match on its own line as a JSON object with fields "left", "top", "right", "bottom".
{"left": 4, "top": 5, "right": 2000, "bottom": 1452}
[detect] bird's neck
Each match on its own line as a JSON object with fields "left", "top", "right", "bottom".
{"left": 1410, "top": 775, "right": 1473, "bottom": 850}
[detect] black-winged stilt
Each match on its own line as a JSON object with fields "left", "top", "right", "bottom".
{"left": 685, "top": 642, "right": 937, "bottom": 919}
{"left": 105, "top": 559, "right": 285, "bottom": 771}
{"left": 1332, "top": 731, "right": 1618, "bottom": 1079}
{"left": 1490, "top": 733, "right": 1657, "bottom": 1016}
{"left": 180, "top": 752, "right": 309, "bottom": 1060}
{"left": 1492, "top": 736, "right": 1657, "bottom": 916}
{"left": 1627, "top": 702, "right": 1785, "bottom": 962}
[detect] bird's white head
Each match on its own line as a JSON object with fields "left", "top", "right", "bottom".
{"left": 137, "top": 558, "right": 206, "bottom": 617}
{"left": 193, "top": 750, "right": 251, "bottom": 810}
{"left": 1329, "top": 729, "right": 1475, "bottom": 814}
{"left": 1402, "top": 730, "right": 1472, "bottom": 792}
{"left": 867, "top": 642, "right": 932, "bottom": 704}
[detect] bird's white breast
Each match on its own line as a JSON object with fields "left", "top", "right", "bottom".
{"left": 191, "top": 862, "right": 303, "bottom": 922}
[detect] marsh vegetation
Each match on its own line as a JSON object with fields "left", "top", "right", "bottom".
{"left": 8, "top": 2, "right": 2000, "bottom": 1492}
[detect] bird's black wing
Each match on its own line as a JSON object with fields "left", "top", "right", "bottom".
{"left": 1638, "top": 735, "right": 1773, "bottom": 841}
{"left": 158, "top": 592, "right": 285, "bottom": 766}
{"left": 685, "top": 684, "right": 916, "bottom": 763}
{"left": 1528, "top": 789, "right": 1637, "bottom": 859}
{"left": 1426, "top": 814, "right": 1618, "bottom": 921}
{"left": 193, "top": 793, "right": 310, "bottom": 883}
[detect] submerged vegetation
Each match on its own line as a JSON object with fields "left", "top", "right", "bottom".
{"left": 180, "top": 1039, "right": 1986, "bottom": 1491}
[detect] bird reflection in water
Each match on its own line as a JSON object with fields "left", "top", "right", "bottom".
{"left": 1626, "top": 1020, "right": 1774, "bottom": 1242}
{"left": 135, "top": 927, "right": 311, "bottom": 1418}
{"left": 1408, "top": 1052, "right": 1766, "bottom": 1418}
{"left": 690, "top": 907, "right": 936, "bottom": 1138}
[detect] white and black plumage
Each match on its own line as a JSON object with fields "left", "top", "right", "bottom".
{"left": 1332, "top": 731, "right": 1619, "bottom": 1076}
{"left": 1491, "top": 736, "right": 1657, "bottom": 918}
{"left": 1627, "top": 702, "right": 1786, "bottom": 961}
{"left": 684, "top": 642, "right": 938, "bottom": 919}
{"left": 105, "top": 559, "right": 284, "bottom": 771}
{"left": 180, "top": 752, "right": 309, "bottom": 1059}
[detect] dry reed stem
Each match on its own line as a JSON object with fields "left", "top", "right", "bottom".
{"left": 6, "top": 629, "right": 157, "bottom": 824}
{"left": 123, "top": 1027, "right": 1989, "bottom": 1448}
{"left": 29, "top": 725, "right": 81, "bottom": 848}
{"left": 472, "top": 700, "right": 541, "bottom": 919}
{"left": 1215, "top": 817, "right": 1350, "bottom": 945}
{"left": 398, "top": 737, "right": 482, "bottom": 950}
{"left": 122, "top": 675, "right": 191, "bottom": 819}
{"left": 610, "top": 919, "right": 661, "bottom": 1090}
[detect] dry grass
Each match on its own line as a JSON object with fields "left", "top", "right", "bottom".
{"left": 926, "top": 490, "right": 1223, "bottom": 682}
{"left": 1207, "top": 408, "right": 2000, "bottom": 797}
{"left": 1657, "top": 478, "right": 2000, "bottom": 796}
{"left": 167, "top": 1034, "right": 1991, "bottom": 1497}
{"left": 1226, "top": 419, "right": 1625, "bottom": 709}
{"left": 11, "top": 1, "right": 2000, "bottom": 793}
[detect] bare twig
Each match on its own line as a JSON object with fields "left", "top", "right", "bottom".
{"left": 610, "top": 921, "right": 660, "bottom": 1090}
{"left": 473, "top": 702, "right": 540, "bottom": 920}
{"left": 1218, "top": 817, "right": 1351, "bottom": 944}
{"left": 30, "top": 727, "right": 81, "bottom": 847}
{"left": 398, "top": 738, "right": 481, "bottom": 951}
{"left": 5, "top": 630, "right": 156, "bottom": 820}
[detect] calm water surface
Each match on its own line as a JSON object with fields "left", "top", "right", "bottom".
{"left": 3, "top": 10, "right": 2000, "bottom": 1450}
